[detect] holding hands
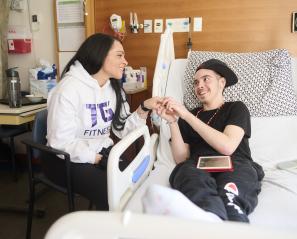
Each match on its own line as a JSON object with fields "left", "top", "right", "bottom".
{"left": 139, "top": 96, "right": 190, "bottom": 125}
{"left": 156, "top": 97, "right": 189, "bottom": 124}
{"left": 137, "top": 97, "right": 163, "bottom": 119}
{"left": 143, "top": 97, "right": 164, "bottom": 111}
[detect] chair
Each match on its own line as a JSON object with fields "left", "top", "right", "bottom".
{"left": 0, "top": 124, "right": 28, "bottom": 181}
{"left": 0, "top": 124, "right": 45, "bottom": 220}
{"left": 22, "top": 109, "right": 77, "bottom": 239}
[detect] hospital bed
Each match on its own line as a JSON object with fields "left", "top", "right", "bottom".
{"left": 45, "top": 49, "right": 297, "bottom": 238}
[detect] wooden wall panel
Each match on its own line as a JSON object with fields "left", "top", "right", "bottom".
{"left": 94, "top": 0, "right": 297, "bottom": 95}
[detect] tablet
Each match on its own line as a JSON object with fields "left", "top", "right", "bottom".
{"left": 197, "top": 156, "right": 233, "bottom": 172}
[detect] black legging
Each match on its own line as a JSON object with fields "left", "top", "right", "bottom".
{"left": 41, "top": 154, "right": 130, "bottom": 210}
{"left": 70, "top": 163, "right": 109, "bottom": 210}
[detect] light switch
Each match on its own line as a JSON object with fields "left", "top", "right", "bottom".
{"left": 154, "top": 19, "right": 163, "bottom": 33}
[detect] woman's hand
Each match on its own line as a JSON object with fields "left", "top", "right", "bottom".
{"left": 137, "top": 97, "right": 163, "bottom": 119}
{"left": 94, "top": 154, "right": 102, "bottom": 164}
{"left": 143, "top": 97, "right": 163, "bottom": 110}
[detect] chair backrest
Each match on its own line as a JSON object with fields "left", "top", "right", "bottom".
{"left": 26, "top": 108, "right": 75, "bottom": 213}
{"left": 32, "top": 109, "right": 71, "bottom": 190}
{"left": 32, "top": 109, "right": 48, "bottom": 158}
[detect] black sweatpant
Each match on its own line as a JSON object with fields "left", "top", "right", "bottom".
{"left": 169, "top": 158, "right": 264, "bottom": 222}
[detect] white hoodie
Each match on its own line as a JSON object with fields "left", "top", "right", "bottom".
{"left": 47, "top": 61, "right": 146, "bottom": 164}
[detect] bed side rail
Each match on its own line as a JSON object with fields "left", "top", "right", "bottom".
{"left": 108, "top": 125, "right": 155, "bottom": 211}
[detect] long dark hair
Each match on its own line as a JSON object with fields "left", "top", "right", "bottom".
{"left": 61, "top": 33, "right": 127, "bottom": 130}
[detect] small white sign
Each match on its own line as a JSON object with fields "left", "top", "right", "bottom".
{"left": 8, "top": 40, "right": 15, "bottom": 50}
{"left": 194, "top": 17, "right": 202, "bottom": 32}
{"left": 166, "top": 18, "right": 189, "bottom": 32}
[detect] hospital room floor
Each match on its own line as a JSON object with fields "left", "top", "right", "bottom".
{"left": 0, "top": 163, "right": 90, "bottom": 239}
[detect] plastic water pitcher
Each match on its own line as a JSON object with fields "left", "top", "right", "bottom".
{"left": 6, "top": 67, "right": 22, "bottom": 108}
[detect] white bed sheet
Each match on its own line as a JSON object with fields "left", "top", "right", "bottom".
{"left": 125, "top": 57, "right": 297, "bottom": 230}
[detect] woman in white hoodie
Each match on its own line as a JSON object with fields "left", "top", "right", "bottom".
{"left": 47, "top": 33, "right": 161, "bottom": 209}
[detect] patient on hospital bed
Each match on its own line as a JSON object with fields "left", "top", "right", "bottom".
{"left": 142, "top": 58, "right": 264, "bottom": 223}
{"left": 45, "top": 49, "right": 297, "bottom": 238}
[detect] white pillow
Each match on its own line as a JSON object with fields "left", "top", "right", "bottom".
{"left": 183, "top": 49, "right": 297, "bottom": 117}
{"left": 250, "top": 116, "right": 297, "bottom": 169}
{"left": 251, "top": 58, "right": 297, "bottom": 168}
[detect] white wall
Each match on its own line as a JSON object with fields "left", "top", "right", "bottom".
{"left": 6, "top": 0, "right": 56, "bottom": 154}
{"left": 8, "top": 0, "right": 56, "bottom": 92}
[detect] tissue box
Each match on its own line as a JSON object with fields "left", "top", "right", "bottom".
{"left": 30, "top": 78, "right": 56, "bottom": 99}
{"left": 29, "top": 62, "right": 57, "bottom": 99}
{"left": 123, "top": 82, "right": 138, "bottom": 91}
{"left": 123, "top": 66, "right": 147, "bottom": 91}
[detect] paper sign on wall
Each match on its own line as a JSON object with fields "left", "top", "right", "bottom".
{"left": 56, "top": 0, "right": 85, "bottom": 51}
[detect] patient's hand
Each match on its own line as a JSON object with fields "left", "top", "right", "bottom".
{"left": 156, "top": 101, "right": 178, "bottom": 123}
{"left": 160, "top": 97, "right": 189, "bottom": 120}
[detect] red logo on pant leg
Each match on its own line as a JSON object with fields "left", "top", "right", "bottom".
{"left": 224, "top": 182, "right": 243, "bottom": 214}
{"left": 224, "top": 182, "right": 239, "bottom": 196}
